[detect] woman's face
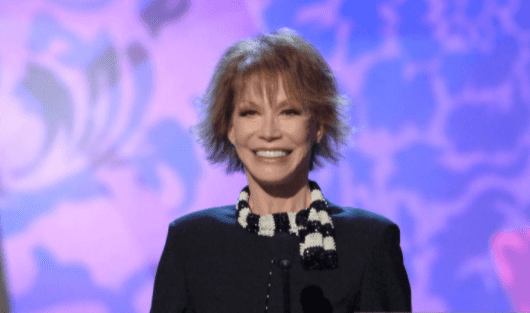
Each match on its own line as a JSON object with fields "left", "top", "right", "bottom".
{"left": 228, "top": 75, "right": 324, "bottom": 186}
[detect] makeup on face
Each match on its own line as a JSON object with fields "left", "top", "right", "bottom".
{"left": 228, "top": 75, "right": 319, "bottom": 181}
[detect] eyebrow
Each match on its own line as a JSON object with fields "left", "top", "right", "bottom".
{"left": 240, "top": 100, "right": 294, "bottom": 109}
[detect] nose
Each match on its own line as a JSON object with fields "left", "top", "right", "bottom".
{"left": 259, "top": 113, "right": 283, "bottom": 140}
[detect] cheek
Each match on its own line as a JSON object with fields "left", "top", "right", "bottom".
{"left": 233, "top": 121, "right": 253, "bottom": 138}
{"left": 287, "top": 123, "right": 311, "bottom": 142}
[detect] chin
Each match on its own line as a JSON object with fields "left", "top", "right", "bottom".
{"left": 253, "top": 167, "right": 291, "bottom": 179}
{"left": 255, "top": 168, "right": 307, "bottom": 189}
{"left": 245, "top": 165, "right": 292, "bottom": 184}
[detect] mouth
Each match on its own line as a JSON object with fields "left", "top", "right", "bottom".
{"left": 253, "top": 150, "right": 293, "bottom": 156}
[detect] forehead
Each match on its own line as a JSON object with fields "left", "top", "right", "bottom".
{"left": 236, "top": 72, "right": 294, "bottom": 105}
{"left": 242, "top": 73, "right": 283, "bottom": 93}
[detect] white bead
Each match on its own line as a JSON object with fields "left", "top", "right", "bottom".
{"left": 323, "top": 236, "right": 336, "bottom": 250}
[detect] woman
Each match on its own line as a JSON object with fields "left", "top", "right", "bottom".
{"left": 150, "top": 28, "right": 411, "bottom": 313}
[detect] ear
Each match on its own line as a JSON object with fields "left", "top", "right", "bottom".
{"left": 316, "top": 123, "right": 324, "bottom": 144}
{"left": 228, "top": 122, "right": 235, "bottom": 146}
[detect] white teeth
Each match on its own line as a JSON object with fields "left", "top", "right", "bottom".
{"left": 256, "top": 151, "right": 287, "bottom": 157}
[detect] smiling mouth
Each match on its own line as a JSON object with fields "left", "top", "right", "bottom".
{"left": 253, "top": 150, "right": 293, "bottom": 155}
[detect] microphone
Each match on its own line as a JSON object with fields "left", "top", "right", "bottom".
{"left": 277, "top": 259, "right": 292, "bottom": 313}
{"left": 300, "top": 285, "right": 333, "bottom": 313}
{"left": 278, "top": 259, "right": 291, "bottom": 270}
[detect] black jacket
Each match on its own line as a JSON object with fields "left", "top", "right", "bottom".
{"left": 151, "top": 198, "right": 412, "bottom": 312}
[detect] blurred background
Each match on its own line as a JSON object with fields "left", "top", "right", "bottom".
{"left": 0, "top": 0, "right": 529, "bottom": 312}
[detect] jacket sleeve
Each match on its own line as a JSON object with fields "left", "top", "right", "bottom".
{"left": 150, "top": 223, "right": 190, "bottom": 313}
{"left": 357, "top": 223, "right": 412, "bottom": 312}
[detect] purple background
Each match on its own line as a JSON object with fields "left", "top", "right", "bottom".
{"left": 1, "top": 0, "right": 529, "bottom": 312}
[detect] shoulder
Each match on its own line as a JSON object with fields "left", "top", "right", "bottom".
{"left": 326, "top": 198, "right": 397, "bottom": 228}
{"left": 325, "top": 198, "right": 401, "bottom": 242}
{"left": 168, "top": 204, "right": 238, "bottom": 237}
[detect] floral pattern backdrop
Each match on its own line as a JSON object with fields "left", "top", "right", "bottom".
{"left": 0, "top": 0, "right": 529, "bottom": 312}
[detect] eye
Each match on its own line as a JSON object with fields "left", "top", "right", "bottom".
{"left": 283, "top": 109, "right": 301, "bottom": 115}
{"left": 239, "top": 109, "right": 300, "bottom": 116}
{"left": 239, "top": 110, "right": 256, "bottom": 117}
{"left": 239, "top": 109, "right": 301, "bottom": 117}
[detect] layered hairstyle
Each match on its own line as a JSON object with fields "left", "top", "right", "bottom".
{"left": 189, "top": 27, "right": 354, "bottom": 174}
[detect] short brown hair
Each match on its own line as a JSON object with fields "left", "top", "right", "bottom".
{"left": 189, "top": 28, "right": 354, "bottom": 174}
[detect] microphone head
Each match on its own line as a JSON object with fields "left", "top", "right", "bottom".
{"left": 278, "top": 259, "right": 291, "bottom": 269}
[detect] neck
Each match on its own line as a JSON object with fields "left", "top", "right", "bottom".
{"left": 247, "top": 177, "right": 311, "bottom": 216}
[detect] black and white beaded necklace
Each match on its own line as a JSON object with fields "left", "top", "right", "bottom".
{"left": 235, "top": 179, "right": 338, "bottom": 271}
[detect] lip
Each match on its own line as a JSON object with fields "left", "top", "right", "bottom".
{"left": 253, "top": 150, "right": 292, "bottom": 162}
{"left": 253, "top": 150, "right": 292, "bottom": 155}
